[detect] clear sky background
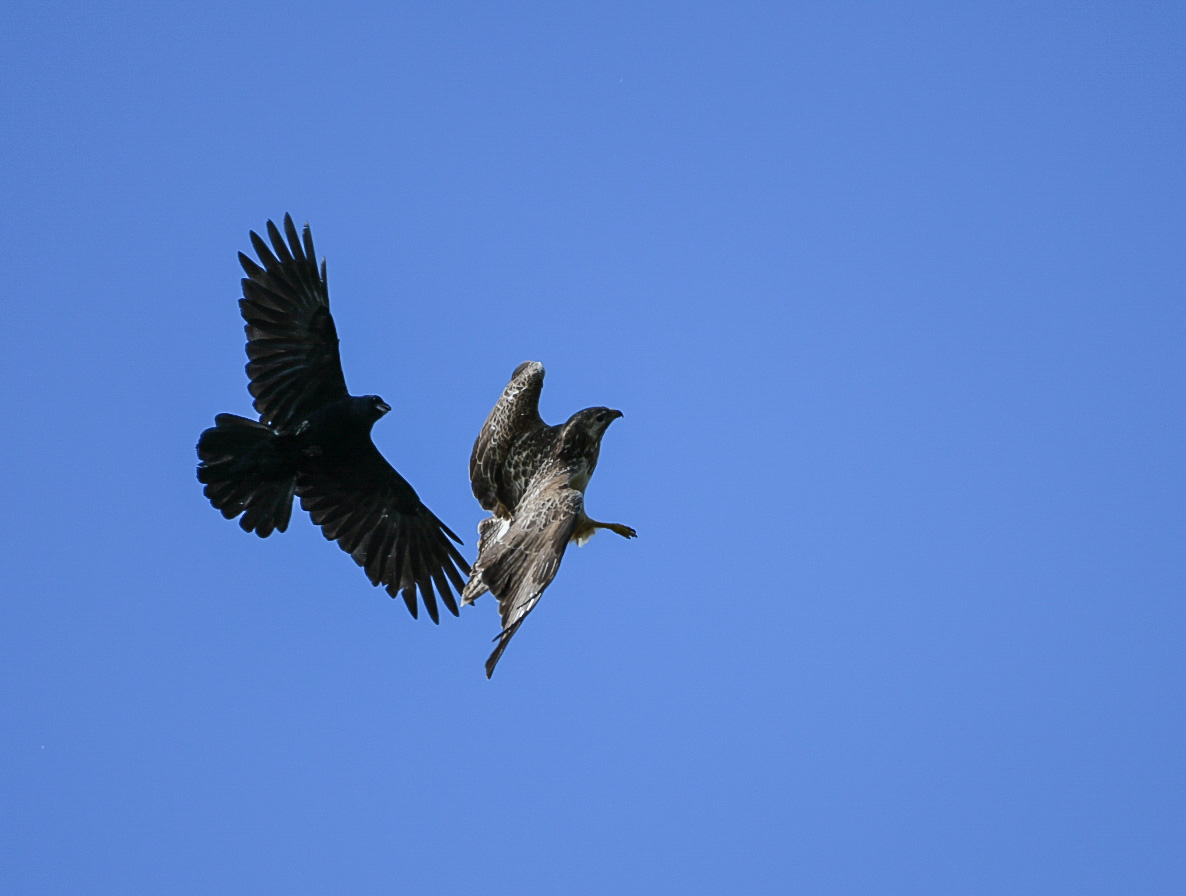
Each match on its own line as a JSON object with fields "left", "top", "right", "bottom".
{"left": 2, "top": 2, "right": 1183, "bottom": 893}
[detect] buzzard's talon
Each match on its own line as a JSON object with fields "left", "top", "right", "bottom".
{"left": 598, "top": 522, "right": 636, "bottom": 539}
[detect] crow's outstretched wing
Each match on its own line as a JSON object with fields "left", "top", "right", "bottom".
{"left": 475, "top": 470, "right": 581, "bottom": 676}
{"left": 469, "top": 360, "right": 546, "bottom": 515}
{"left": 297, "top": 441, "right": 469, "bottom": 624}
{"left": 239, "top": 215, "right": 349, "bottom": 431}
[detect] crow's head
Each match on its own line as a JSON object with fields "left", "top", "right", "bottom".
{"left": 369, "top": 395, "right": 391, "bottom": 418}
{"left": 355, "top": 394, "right": 391, "bottom": 423}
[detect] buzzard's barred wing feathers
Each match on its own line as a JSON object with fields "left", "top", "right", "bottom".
{"left": 477, "top": 473, "right": 583, "bottom": 676}
{"left": 239, "top": 214, "right": 348, "bottom": 432}
{"left": 470, "top": 360, "right": 546, "bottom": 515}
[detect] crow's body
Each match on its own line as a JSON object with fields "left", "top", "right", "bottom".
{"left": 197, "top": 216, "right": 467, "bottom": 622}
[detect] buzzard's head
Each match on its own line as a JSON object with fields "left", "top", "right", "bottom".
{"left": 559, "top": 406, "right": 623, "bottom": 470}
{"left": 569, "top": 406, "right": 623, "bottom": 441}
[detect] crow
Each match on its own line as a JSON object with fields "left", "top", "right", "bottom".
{"left": 196, "top": 215, "right": 468, "bottom": 622}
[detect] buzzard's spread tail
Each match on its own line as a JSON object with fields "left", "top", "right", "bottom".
{"left": 197, "top": 413, "right": 296, "bottom": 538}
{"left": 461, "top": 516, "right": 497, "bottom": 604}
{"left": 462, "top": 515, "right": 511, "bottom": 605}
{"left": 461, "top": 574, "right": 488, "bottom": 605}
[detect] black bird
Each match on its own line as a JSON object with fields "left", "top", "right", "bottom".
{"left": 196, "top": 215, "right": 468, "bottom": 622}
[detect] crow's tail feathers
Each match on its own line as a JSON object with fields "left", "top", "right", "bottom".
{"left": 197, "top": 414, "right": 296, "bottom": 537}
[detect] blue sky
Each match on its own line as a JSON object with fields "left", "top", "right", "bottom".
{"left": 2, "top": 2, "right": 1183, "bottom": 892}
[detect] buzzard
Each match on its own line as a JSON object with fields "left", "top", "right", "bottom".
{"left": 464, "top": 361, "right": 636, "bottom": 676}
{"left": 196, "top": 215, "right": 468, "bottom": 622}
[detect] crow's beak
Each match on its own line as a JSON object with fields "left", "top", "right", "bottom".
{"left": 376, "top": 399, "right": 391, "bottom": 416}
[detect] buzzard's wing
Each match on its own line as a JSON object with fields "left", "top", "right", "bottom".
{"left": 476, "top": 470, "right": 582, "bottom": 676}
{"left": 470, "top": 361, "right": 545, "bottom": 514}
{"left": 239, "top": 215, "right": 349, "bottom": 431}
{"left": 297, "top": 441, "right": 469, "bottom": 624}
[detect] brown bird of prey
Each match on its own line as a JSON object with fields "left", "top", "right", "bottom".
{"left": 196, "top": 215, "right": 468, "bottom": 622}
{"left": 463, "top": 361, "right": 636, "bottom": 676}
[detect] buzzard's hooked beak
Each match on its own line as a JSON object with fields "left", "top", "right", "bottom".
{"left": 610, "top": 409, "right": 623, "bottom": 419}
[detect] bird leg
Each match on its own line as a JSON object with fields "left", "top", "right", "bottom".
{"left": 591, "top": 520, "right": 637, "bottom": 539}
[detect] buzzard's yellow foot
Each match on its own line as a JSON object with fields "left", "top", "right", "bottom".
{"left": 596, "top": 522, "right": 637, "bottom": 539}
